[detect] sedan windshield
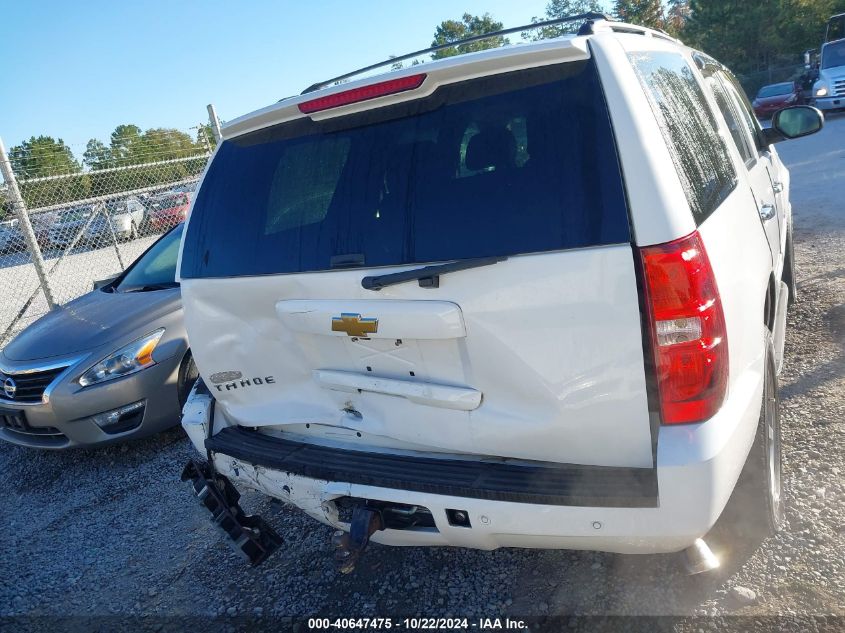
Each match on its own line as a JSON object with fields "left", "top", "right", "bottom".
{"left": 757, "top": 83, "right": 793, "bottom": 98}
{"left": 115, "top": 225, "right": 183, "bottom": 292}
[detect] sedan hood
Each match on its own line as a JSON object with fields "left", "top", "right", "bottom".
{"left": 2, "top": 288, "right": 181, "bottom": 362}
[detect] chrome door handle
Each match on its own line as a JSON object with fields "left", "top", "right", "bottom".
{"left": 772, "top": 181, "right": 784, "bottom": 193}
{"left": 759, "top": 203, "right": 776, "bottom": 221}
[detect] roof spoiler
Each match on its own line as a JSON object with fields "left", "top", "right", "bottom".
{"left": 300, "top": 12, "right": 614, "bottom": 94}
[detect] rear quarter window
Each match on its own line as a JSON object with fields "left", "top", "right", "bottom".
{"left": 629, "top": 51, "right": 737, "bottom": 224}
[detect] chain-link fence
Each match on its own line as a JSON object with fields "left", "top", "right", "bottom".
{"left": 735, "top": 52, "right": 814, "bottom": 100}
{"left": 0, "top": 105, "right": 222, "bottom": 347}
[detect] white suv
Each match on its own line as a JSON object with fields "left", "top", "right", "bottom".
{"left": 177, "top": 15, "right": 823, "bottom": 571}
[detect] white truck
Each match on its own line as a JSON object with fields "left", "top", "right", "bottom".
{"left": 177, "top": 13, "right": 823, "bottom": 573}
{"left": 813, "top": 14, "right": 845, "bottom": 112}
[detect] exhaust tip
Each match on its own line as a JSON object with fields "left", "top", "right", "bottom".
{"left": 683, "top": 538, "right": 720, "bottom": 575}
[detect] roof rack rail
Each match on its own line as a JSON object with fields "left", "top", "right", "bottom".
{"left": 301, "top": 12, "right": 614, "bottom": 94}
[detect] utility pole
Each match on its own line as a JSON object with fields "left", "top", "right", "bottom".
{"left": 0, "top": 136, "right": 56, "bottom": 308}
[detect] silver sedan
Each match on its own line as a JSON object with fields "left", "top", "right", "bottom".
{"left": 0, "top": 225, "right": 195, "bottom": 448}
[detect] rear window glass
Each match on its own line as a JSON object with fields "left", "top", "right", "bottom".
{"left": 629, "top": 52, "right": 736, "bottom": 225}
{"left": 181, "top": 60, "right": 630, "bottom": 279}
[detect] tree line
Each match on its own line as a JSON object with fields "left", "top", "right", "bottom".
{"left": 3, "top": 124, "right": 215, "bottom": 216}
{"left": 429, "top": 1, "right": 845, "bottom": 91}
{"left": 6, "top": 2, "right": 843, "bottom": 218}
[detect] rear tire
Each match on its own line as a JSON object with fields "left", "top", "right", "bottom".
{"left": 729, "top": 333, "right": 784, "bottom": 540}
{"left": 177, "top": 352, "right": 199, "bottom": 410}
{"left": 783, "top": 221, "right": 797, "bottom": 306}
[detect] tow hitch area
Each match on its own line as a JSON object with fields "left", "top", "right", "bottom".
{"left": 332, "top": 505, "right": 386, "bottom": 574}
{"left": 181, "top": 459, "right": 283, "bottom": 566}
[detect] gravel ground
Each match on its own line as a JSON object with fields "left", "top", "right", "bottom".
{"left": 1, "top": 116, "right": 843, "bottom": 630}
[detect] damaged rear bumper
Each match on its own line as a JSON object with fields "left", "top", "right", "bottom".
{"left": 206, "top": 425, "right": 659, "bottom": 508}
{"left": 180, "top": 370, "right": 762, "bottom": 555}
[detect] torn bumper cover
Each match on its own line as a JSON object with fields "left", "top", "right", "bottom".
{"left": 180, "top": 376, "right": 761, "bottom": 554}
{"left": 181, "top": 459, "right": 283, "bottom": 565}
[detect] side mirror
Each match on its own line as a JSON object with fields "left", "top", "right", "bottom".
{"left": 762, "top": 105, "right": 824, "bottom": 145}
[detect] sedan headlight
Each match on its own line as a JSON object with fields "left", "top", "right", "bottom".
{"left": 78, "top": 329, "right": 165, "bottom": 387}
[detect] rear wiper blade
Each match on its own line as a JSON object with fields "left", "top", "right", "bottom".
{"left": 331, "top": 253, "right": 366, "bottom": 269}
{"left": 361, "top": 256, "right": 507, "bottom": 291}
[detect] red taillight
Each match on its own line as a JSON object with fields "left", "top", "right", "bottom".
{"left": 298, "top": 74, "right": 427, "bottom": 114}
{"left": 639, "top": 231, "right": 728, "bottom": 425}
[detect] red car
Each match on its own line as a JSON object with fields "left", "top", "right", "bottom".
{"left": 752, "top": 81, "right": 803, "bottom": 119}
{"left": 148, "top": 192, "right": 191, "bottom": 232}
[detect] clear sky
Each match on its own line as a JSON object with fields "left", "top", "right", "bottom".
{"left": 0, "top": 0, "right": 613, "bottom": 154}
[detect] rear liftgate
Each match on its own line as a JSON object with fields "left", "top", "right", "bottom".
{"left": 179, "top": 10, "right": 662, "bottom": 571}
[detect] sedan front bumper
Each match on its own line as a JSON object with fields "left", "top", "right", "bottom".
{"left": 0, "top": 352, "right": 184, "bottom": 449}
{"left": 812, "top": 96, "right": 845, "bottom": 111}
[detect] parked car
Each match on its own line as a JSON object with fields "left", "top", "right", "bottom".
{"left": 84, "top": 198, "right": 146, "bottom": 244}
{"left": 0, "top": 225, "right": 195, "bottom": 449}
{"left": 178, "top": 15, "right": 822, "bottom": 571}
{"left": 30, "top": 211, "right": 59, "bottom": 250}
{"left": 0, "top": 219, "right": 26, "bottom": 255}
{"left": 147, "top": 192, "right": 192, "bottom": 233}
{"left": 172, "top": 182, "right": 197, "bottom": 194}
{"left": 49, "top": 206, "right": 95, "bottom": 250}
{"left": 813, "top": 38, "right": 845, "bottom": 113}
{"left": 752, "top": 81, "right": 803, "bottom": 118}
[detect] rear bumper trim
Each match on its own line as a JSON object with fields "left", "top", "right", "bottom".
{"left": 205, "top": 426, "right": 658, "bottom": 508}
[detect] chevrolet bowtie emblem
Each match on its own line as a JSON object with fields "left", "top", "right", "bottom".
{"left": 332, "top": 313, "right": 379, "bottom": 337}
